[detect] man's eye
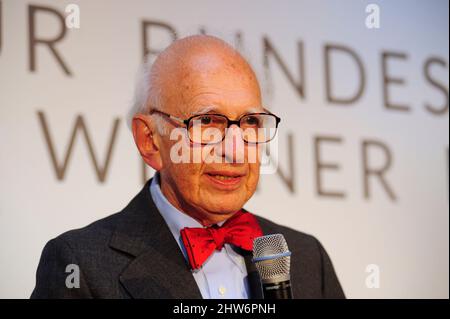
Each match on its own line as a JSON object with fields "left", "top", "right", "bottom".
{"left": 245, "top": 116, "right": 260, "bottom": 126}
{"left": 199, "top": 116, "right": 212, "bottom": 125}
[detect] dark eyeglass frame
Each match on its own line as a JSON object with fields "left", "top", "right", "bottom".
{"left": 149, "top": 109, "right": 281, "bottom": 145}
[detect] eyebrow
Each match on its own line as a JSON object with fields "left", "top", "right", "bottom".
{"left": 190, "top": 106, "right": 266, "bottom": 117}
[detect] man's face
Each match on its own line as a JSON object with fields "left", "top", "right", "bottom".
{"left": 157, "top": 50, "right": 264, "bottom": 224}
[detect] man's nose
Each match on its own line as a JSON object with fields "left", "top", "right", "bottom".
{"left": 216, "top": 124, "right": 245, "bottom": 163}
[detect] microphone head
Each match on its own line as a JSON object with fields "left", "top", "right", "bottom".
{"left": 252, "top": 234, "right": 291, "bottom": 284}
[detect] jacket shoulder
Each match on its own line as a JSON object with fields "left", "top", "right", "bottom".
{"left": 55, "top": 211, "right": 124, "bottom": 251}
{"left": 31, "top": 211, "right": 131, "bottom": 299}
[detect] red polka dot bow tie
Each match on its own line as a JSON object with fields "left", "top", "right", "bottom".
{"left": 180, "top": 210, "right": 263, "bottom": 270}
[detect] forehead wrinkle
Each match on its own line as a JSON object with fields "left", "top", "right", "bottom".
{"left": 191, "top": 105, "right": 219, "bottom": 115}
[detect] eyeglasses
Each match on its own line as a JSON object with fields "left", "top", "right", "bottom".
{"left": 149, "top": 109, "right": 281, "bottom": 145}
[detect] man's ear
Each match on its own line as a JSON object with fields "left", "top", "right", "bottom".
{"left": 132, "top": 114, "right": 163, "bottom": 171}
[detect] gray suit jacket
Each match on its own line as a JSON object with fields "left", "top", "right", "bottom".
{"left": 31, "top": 179, "right": 345, "bottom": 299}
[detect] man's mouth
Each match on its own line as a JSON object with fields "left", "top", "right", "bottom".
{"left": 204, "top": 170, "right": 246, "bottom": 189}
{"left": 205, "top": 170, "right": 245, "bottom": 178}
{"left": 209, "top": 174, "right": 235, "bottom": 181}
{"left": 206, "top": 173, "right": 242, "bottom": 180}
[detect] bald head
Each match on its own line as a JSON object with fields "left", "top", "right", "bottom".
{"left": 145, "top": 35, "right": 262, "bottom": 117}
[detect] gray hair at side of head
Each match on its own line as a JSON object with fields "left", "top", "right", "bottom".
{"left": 127, "top": 56, "right": 170, "bottom": 136}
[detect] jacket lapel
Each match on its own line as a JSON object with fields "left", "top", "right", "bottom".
{"left": 109, "top": 179, "right": 202, "bottom": 299}
{"left": 118, "top": 245, "right": 202, "bottom": 298}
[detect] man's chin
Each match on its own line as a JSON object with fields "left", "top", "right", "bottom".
{"left": 202, "top": 201, "right": 245, "bottom": 217}
{"left": 201, "top": 190, "right": 248, "bottom": 209}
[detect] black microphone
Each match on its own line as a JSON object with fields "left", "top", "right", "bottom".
{"left": 252, "top": 234, "right": 293, "bottom": 299}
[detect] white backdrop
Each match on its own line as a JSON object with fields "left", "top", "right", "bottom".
{"left": 0, "top": 0, "right": 448, "bottom": 298}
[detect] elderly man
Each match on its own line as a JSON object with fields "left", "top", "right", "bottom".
{"left": 31, "top": 35, "right": 344, "bottom": 299}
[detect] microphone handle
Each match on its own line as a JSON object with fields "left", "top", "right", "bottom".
{"left": 262, "top": 280, "right": 293, "bottom": 299}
